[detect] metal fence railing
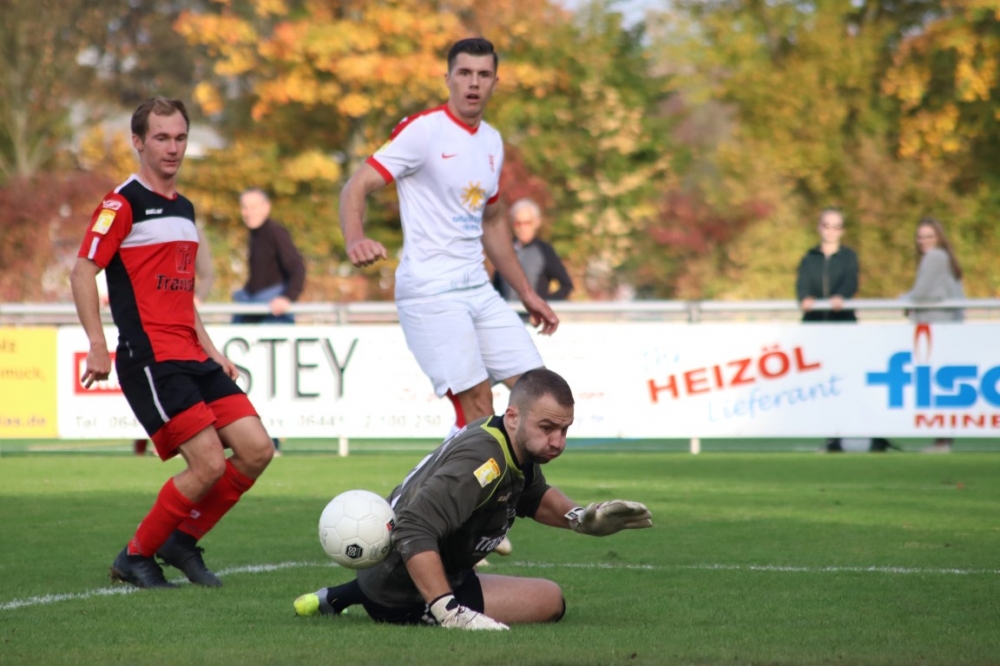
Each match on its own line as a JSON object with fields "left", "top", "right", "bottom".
{"left": 2, "top": 298, "right": 998, "bottom": 325}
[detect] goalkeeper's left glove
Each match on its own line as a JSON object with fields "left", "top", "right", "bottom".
{"left": 428, "top": 594, "right": 509, "bottom": 631}
{"left": 566, "top": 500, "right": 652, "bottom": 536}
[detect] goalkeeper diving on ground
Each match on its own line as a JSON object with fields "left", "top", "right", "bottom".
{"left": 293, "top": 368, "right": 652, "bottom": 629}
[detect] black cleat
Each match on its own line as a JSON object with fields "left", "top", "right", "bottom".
{"left": 157, "top": 530, "right": 222, "bottom": 587}
{"left": 110, "top": 547, "right": 177, "bottom": 589}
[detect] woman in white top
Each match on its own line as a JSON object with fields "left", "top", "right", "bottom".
{"left": 905, "top": 217, "right": 964, "bottom": 324}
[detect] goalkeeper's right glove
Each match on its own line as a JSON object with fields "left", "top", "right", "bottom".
{"left": 566, "top": 500, "right": 653, "bottom": 536}
{"left": 428, "top": 593, "right": 509, "bottom": 631}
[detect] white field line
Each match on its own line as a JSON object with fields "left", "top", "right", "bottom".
{"left": 4, "top": 559, "right": 999, "bottom": 612}
{"left": 0, "top": 560, "right": 321, "bottom": 611}
{"left": 508, "top": 561, "right": 1000, "bottom": 575}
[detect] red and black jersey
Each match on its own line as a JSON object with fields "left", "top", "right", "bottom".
{"left": 77, "top": 175, "right": 207, "bottom": 370}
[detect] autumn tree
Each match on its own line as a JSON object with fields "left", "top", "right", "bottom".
{"left": 174, "top": 0, "right": 675, "bottom": 300}
{"left": 883, "top": 0, "right": 1000, "bottom": 295}
{"left": 654, "top": 0, "right": 1000, "bottom": 299}
{"left": 0, "top": 0, "right": 206, "bottom": 182}
{"left": 492, "top": 2, "right": 677, "bottom": 299}
{"left": 0, "top": 173, "right": 113, "bottom": 301}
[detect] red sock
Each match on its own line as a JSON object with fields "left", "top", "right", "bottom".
{"left": 178, "top": 459, "right": 255, "bottom": 540}
{"left": 446, "top": 389, "right": 467, "bottom": 429}
{"left": 129, "top": 478, "right": 195, "bottom": 557}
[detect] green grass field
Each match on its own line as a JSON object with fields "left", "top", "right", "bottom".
{"left": 2, "top": 451, "right": 999, "bottom": 665}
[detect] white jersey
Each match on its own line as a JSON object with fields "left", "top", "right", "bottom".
{"left": 367, "top": 105, "right": 504, "bottom": 301}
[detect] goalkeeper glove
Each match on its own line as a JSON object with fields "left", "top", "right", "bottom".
{"left": 566, "top": 500, "right": 652, "bottom": 536}
{"left": 428, "top": 594, "right": 509, "bottom": 631}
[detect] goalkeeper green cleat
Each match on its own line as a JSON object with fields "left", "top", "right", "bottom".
{"left": 294, "top": 589, "right": 339, "bottom": 617}
{"left": 294, "top": 592, "right": 321, "bottom": 617}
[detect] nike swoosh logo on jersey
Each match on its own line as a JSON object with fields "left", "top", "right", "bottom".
{"left": 441, "top": 153, "right": 458, "bottom": 159}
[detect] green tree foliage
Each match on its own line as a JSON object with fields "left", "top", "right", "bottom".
{"left": 0, "top": 0, "right": 105, "bottom": 179}
{"left": 0, "top": 0, "right": 204, "bottom": 183}
{"left": 656, "top": 0, "right": 1000, "bottom": 299}
{"left": 492, "top": 1, "right": 677, "bottom": 298}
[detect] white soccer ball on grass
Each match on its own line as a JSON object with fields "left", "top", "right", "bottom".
{"left": 318, "top": 489, "right": 396, "bottom": 569}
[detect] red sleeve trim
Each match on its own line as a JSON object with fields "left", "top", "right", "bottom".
{"left": 366, "top": 156, "right": 394, "bottom": 184}
{"left": 388, "top": 105, "right": 445, "bottom": 140}
{"left": 487, "top": 191, "right": 500, "bottom": 205}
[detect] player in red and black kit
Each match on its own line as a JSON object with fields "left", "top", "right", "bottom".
{"left": 69, "top": 97, "right": 275, "bottom": 589}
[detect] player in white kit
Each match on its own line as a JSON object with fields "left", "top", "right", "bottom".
{"left": 338, "top": 37, "right": 558, "bottom": 437}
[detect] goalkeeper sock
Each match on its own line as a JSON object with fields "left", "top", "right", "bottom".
{"left": 324, "top": 579, "right": 365, "bottom": 614}
{"left": 445, "top": 389, "right": 467, "bottom": 434}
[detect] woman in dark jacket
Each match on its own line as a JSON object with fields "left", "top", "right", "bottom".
{"left": 796, "top": 208, "right": 859, "bottom": 322}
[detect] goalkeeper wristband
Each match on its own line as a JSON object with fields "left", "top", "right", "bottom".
{"left": 565, "top": 506, "right": 588, "bottom": 532}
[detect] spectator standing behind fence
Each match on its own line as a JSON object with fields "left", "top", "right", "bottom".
{"left": 492, "top": 199, "right": 573, "bottom": 302}
{"left": 903, "top": 217, "right": 965, "bottom": 324}
{"left": 796, "top": 208, "right": 859, "bottom": 452}
{"left": 233, "top": 188, "right": 306, "bottom": 455}
{"left": 795, "top": 208, "right": 858, "bottom": 322}
{"left": 904, "top": 217, "right": 965, "bottom": 454}
{"left": 232, "top": 188, "right": 306, "bottom": 324}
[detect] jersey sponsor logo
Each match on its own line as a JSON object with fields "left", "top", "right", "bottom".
{"left": 488, "top": 154, "right": 495, "bottom": 172}
{"left": 461, "top": 182, "right": 487, "bottom": 212}
{"left": 175, "top": 245, "right": 193, "bottom": 274}
{"left": 155, "top": 275, "right": 195, "bottom": 292}
{"left": 101, "top": 199, "right": 123, "bottom": 211}
{"left": 474, "top": 533, "right": 509, "bottom": 553}
{"left": 92, "top": 209, "right": 116, "bottom": 235}
{"left": 441, "top": 152, "right": 458, "bottom": 159}
{"left": 473, "top": 458, "right": 501, "bottom": 487}
{"left": 145, "top": 208, "right": 163, "bottom": 215}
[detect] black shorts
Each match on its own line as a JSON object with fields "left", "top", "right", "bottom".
{"left": 361, "top": 570, "right": 484, "bottom": 626}
{"left": 117, "top": 358, "right": 257, "bottom": 460}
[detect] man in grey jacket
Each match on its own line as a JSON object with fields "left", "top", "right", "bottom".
{"left": 493, "top": 199, "right": 574, "bottom": 302}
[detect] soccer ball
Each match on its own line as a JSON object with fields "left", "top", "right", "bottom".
{"left": 318, "top": 489, "right": 396, "bottom": 569}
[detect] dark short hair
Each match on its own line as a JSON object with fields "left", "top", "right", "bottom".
{"left": 447, "top": 37, "right": 498, "bottom": 72}
{"left": 131, "top": 97, "right": 189, "bottom": 140}
{"left": 510, "top": 368, "right": 574, "bottom": 411}
{"left": 240, "top": 187, "right": 270, "bottom": 202}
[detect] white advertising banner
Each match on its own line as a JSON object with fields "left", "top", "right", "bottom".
{"left": 56, "top": 325, "right": 453, "bottom": 439}
{"left": 57, "top": 322, "right": 1000, "bottom": 440}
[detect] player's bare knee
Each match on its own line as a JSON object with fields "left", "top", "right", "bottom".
{"left": 242, "top": 433, "right": 275, "bottom": 474}
{"left": 191, "top": 456, "right": 226, "bottom": 488}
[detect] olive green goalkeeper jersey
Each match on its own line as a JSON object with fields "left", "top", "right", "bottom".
{"left": 357, "top": 415, "right": 550, "bottom": 608}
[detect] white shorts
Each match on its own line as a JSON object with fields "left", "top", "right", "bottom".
{"left": 396, "top": 284, "right": 543, "bottom": 397}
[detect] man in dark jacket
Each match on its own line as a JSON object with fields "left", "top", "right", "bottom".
{"left": 796, "top": 208, "right": 858, "bottom": 322}
{"left": 493, "top": 199, "right": 573, "bottom": 302}
{"left": 232, "top": 188, "right": 307, "bottom": 324}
